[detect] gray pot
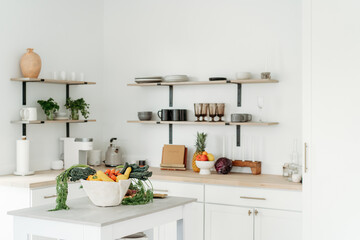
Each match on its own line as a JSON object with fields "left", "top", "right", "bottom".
{"left": 138, "top": 111, "right": 152, "bottom": 121}
{"left": 231, "top": 113, "right": 252, "bottom": 122}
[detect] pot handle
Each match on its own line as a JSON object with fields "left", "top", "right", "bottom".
{"left": 157, "top": 110, "right": 162, "bottom": 119}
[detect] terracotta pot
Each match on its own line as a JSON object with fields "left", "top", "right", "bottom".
{"left": 20, "top": 48, "right": 41, "bottom": 78}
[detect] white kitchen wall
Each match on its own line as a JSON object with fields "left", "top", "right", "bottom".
{"left": 0, "top": 0, "right": 104, "bottom": 175}
{"left": 103, "top": 0, "right": 302, "bottom": 174}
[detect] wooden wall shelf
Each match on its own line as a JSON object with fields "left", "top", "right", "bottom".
{"left": 11, "top": 78, "right": 96, "bottom": 85}
{"left": 11, "top": 77, "right": 96, "bottom": 137}
{"left": 127, "top": 77, "right": 279, "bottom": 146}
{"left": 11, "top": 120, "right": 96, "bottom": 124}
{"left": 127, "top": 120, "right": 278, "bottom": 126}
{"left": 127, "top": 79, "right": 278, "bottom": 87}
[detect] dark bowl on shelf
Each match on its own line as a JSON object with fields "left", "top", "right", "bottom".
{"left": 231, "top": 113, "right": 252, "bottom": 122}
{"left": 138, "top": 111, "right": 152, "bottom": 121}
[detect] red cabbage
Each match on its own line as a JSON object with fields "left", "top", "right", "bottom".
{"left": 215, "top": 158, "right": 233, "bottom": 174}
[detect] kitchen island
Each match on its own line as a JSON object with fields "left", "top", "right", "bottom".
{"left": 8, "top": 196, "right": 195, "bottom": 240}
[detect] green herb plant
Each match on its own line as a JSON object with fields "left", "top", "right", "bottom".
{"left": 121, "top": 179, "right": 154, "bottom": 205}
{"left": 50, "top": 164, "right": 94, "bottom": 211}
{"left": 37, "top": 98, "right": 59, "bottom": 120}
{"left": 118, "top": 162, "right": 154, "bottom": 205}
{"left": 65, "top": 97, "right": 90, "bottom": 120}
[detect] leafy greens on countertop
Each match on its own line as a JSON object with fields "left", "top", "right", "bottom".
{"left": 49, "top": 165, "right": 95, "bottom": 211}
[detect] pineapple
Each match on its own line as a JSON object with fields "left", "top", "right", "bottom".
{"left": 192, "top": 132, "right": 207, "bottom": 172}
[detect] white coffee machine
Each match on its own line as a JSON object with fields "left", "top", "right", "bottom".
{"left": 61, "top": 138, "right": 93, "bottom": 169}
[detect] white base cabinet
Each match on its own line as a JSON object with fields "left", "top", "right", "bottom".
{"left": 254, "top": 208, "right": 302, "bottom": 240}
{"left": 205, "top": 204, "right": 302, "bottom": 240}
{"left": 205, "top": 203, "right": 253, "bottom": 240}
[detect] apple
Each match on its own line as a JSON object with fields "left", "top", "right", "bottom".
{"left": 200, "top": 154, "right": 208, "bottom": 161}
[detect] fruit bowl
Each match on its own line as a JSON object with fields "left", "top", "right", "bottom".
{"left": 80, "top": 179, "right": 131, "bottom": 207}
{"left": 195, "top": 161, "right": 215, "bottom": 175}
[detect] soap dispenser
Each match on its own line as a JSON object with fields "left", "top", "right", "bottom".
{"left": 104, "top": 138, "right": 123, "bottom": 167}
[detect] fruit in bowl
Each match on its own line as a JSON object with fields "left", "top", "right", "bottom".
{"left": 192, "top": 132, "right": 210, "bottom": 172}
{"left": 195, "top": 151, "right": 216, "bottom": 175}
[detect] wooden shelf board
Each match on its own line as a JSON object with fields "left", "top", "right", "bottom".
{"left": 11, "top": 119, "right": 96, "bottom": 124}
{"left": 127, "top": 79, "right": 278, "bottom": 87}
{"left": 127, "top": 120, "right": 278, "bottom": 126}
{"left": 11, "top": 78, "right": 96, "bottom": 85}
{"left": 229, "top": 122, "right": 279, "bottom": 126}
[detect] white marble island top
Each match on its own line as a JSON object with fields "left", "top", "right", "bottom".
{"left": 8, "top": 196, "right": 196, "bottom": 227}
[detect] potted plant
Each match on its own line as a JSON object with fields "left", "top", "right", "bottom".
{"left": 37, "top": 98, "right": 59, "bottom": 120}
{"left": 65, "top": 97, "right": 90, "bottom": 120}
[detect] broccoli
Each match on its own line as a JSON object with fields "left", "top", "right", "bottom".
{"left": 68, "top": 167, "right": 96, "bottom": 182}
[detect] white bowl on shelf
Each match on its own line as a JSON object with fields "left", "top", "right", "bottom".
{"left": 235, "top": 72, "right": 251, "bottom": 80}
{"left": 195, "top": 161, "right": 215, "bottom": 175}
{"left": 80, "top": 179, "right": 131, "bottom": 207}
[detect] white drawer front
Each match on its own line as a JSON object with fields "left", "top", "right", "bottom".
{"left": 151, "top": 180, "right": 204, "bottom": 202}
{"left": 205, "top": 184, "right": 302, "bottom": 211}
{"left": 31, "top": 182, "right": 86, "bottom": 207}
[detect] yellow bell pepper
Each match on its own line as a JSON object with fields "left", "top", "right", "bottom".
{"left": 116, "top": 167, "right": 132, "bottom": 181}
{"left": 96, "top": 170, "right": 114, "bottom": 182}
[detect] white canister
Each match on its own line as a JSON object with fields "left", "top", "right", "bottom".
{"left": 20, "top": 107, "right": 37, "bottom": 121}
{"left": 51, "top": 160, "right": 64, "bottom": 170}
{"left": 14, "top": 137, "right": 34, "bottom": 176}
{"left": 88, "top": 150, "right": 102, "bottom": 166}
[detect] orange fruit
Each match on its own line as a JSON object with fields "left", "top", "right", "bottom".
{"left": 202, "top": 151, "right": 208, "bottom": 155}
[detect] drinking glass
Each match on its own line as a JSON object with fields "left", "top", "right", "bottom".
{"left": 201, "top": 103, "right": 209, "bottom": 121}
{"left": 194, "top": 103, "right": 202, "bottom": 122}
{"left": 209, "top": 103, "right": 217, "bottom": 122}
{"left": 216, "top": 103, "right": 225, "bottom": 122}
{"left": 257, "top": 97, "right": 264, "bottom": 122}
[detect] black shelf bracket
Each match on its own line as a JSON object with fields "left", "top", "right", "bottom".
{"left": 66, "top": 84, "right": 70, "bottom": 99}
{"left": 237, "top": 84, "right": 242, "bottom": 107}
{"left": 169, "top": 124, "right": 173, "bottom": 144}
{"left": 22, "top": 124, "right": 26, "bottom": 136}
{"left": 66, "top": 123, "right": 70, "bottom": 138}
{"left": 22, "top": 82, "right": 27, "bottom": 136}
{"left": 236, "top": 125, "right": 241, "bottom": 147}
{"left": 169, "top": 86, "right": 173, "bottom": 107}
{"left": 22, "top": 82, "right": 26, "bottom": 105}
{"left": 66, "top": 84, "right": 70, "bottom": 137}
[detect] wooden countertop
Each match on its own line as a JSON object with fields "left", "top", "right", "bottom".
{"left": 0, "top": 166, "right": 302, "bottom": 191}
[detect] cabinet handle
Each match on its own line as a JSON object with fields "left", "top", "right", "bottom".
{"left": 43, "top": 195, "right": 57, "bottom": 199}
{"left": 240, "top": 196, "right": 266, "bottom": 201}
{"left": 304, "top": 143, "right": 308, "bottom": 173}
{"left": 153, "top": 189, "right": 169, "bottom": 193}
{"left": 254, "top": 209, "right": 259, "bottom": 216}
{"left": 248, "top": 210, "right": 252, "bottom": 216}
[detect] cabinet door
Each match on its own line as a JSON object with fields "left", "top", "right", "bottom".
{"left": 205, "top": 203, "right": 253, "bottom": 240}
{"left": 254, "top": 208, "right": 301, "bottom": 240}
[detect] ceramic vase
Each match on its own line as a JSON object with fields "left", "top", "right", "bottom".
{"left": 20, "top": 48, "right": 41, "bottom": 78}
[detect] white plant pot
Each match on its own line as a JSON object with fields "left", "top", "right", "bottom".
{"left": 80, "top": 179, "right": 131, "bottom": 207}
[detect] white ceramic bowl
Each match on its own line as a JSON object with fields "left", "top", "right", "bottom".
{"left": 195, "top": 161, "right": 215, "bottom": 175}
{"left": 80, "top": 179, "right": 131, "bottom": 207}
{"left": 236, "top": 72, "right": 251, "bottom": 80}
